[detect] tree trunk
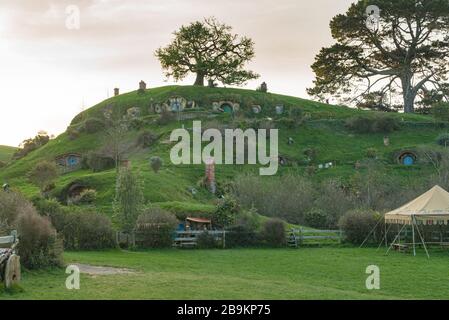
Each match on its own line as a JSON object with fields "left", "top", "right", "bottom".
{"left": 194, "top": 72, "right": 205, "bottom": 86}
{"left": 401, "top": 73, "right": 416, "bottom": 113}
{"left": 403, "top": 91, "right": 416, "bottom": 114}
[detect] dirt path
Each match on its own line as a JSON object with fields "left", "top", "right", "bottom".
{"left": 72, "top": 263, "right": 136, "bottom": 275}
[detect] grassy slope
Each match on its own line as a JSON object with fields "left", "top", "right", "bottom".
{"left": 0, "top": 145, "right": 16, "bottom": 163}
{"left": 0, "top": 85, "right": 445, "bottom": 215}
{"left": 3, "top": 248, "right": 448, "bottom": 300}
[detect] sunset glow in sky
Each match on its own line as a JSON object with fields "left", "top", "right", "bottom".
{"left": 0, "top": 0, "right": 354, "bottom": 146}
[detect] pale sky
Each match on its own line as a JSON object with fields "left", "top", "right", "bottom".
{"left": 0, "top": 0, "right": 354, "bottom": 147}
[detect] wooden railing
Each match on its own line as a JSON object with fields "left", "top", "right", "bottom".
{"left": 287, "top": 228, "right": 342, "bottom": 247}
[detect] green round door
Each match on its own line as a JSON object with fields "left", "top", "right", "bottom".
{"left": 222, "top": 104, "right": 233, "bottom": 114}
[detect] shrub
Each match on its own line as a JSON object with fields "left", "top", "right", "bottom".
{"left": 432, "top": 102, "right": 449, "bottom": 122}
{"left": 71, "top": 189, "right": 97, "bottom": 205}
{"left": 289, "top": 108, "right": 304, "bottom": 126}
{"left": 129, "top": 118, "right": 145, "bottom": 130}
{"left": 339, "top": 210, "right": 380, "bottom": 245}
{"left": 231, "top": 174, "right": 314, "bottom": 224}
{"left": 150, "top": 156, "right": 163, "bottom": 173}
{"left": 0, "top": 161, "right": 6, "bottom": 168}
{"left": 135, "top": 207, "right": 178, "bottom": 248}
{"left": 276, "top": 117, "right": 295, "bottom": 129}
{"left": 436, "top": 133, "right": 449, "bottom": 147}
{"left": 226, "top": 209, "right": 260, "bottom": 248}
{"left": 365, "top": 147, "right": 378, "bottom": 159}
{"left": 137, "top": 131, "right": 158, "bottom": 148}
{"left": 313, "top": 180, "right": 353, "bottom": 228}
{"left": 59, "top": 211, "right": 115, "bottom": 250}
{"left": 371, "top": 115, "right": 400, "bottom": 133}
{"left": 303, "top": 148, "right": 319, "bottom": 163}
{"left": 212, "top": 195, "right": 240, "bottom": 228}
{"left": 261, "top": 219, "right": 286, "bottom": 247}
{"left": 156, "top": 110, "right": 176, "bottom": 125}
{"left": 67, "top": 127, "right": 80, "bottom": 140}
{"left": 304, "top": 208, "right": 327, "bottom": 229}
{"left": 29, "top": 161, "right": 59, "bottom": 195}
{"left": 345, "top": 115, "right": 399, "bottom": 133}
{"left": 0, "top": 192, "right": 63, "bottom": 269}
{"left": 86, "top": 152, "right": 115, "bottom": 172}
{"left": 82, "top": 118, "right": 105, "bottom": 134}
{"left": 16, "top": 210, "right": 63, "bottom": 268}
{"left": 196, "top": 232, "right": 219, "bottom": 249}
{"left": 74, "top": 212, "right": 116, "bottom": 250}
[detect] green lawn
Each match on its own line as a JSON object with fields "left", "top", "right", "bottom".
{"left": 0, "top": 145, "right": 16, "bottom": 163}
{"left": 3, "top": 247, "right": 449, "bottom": 300}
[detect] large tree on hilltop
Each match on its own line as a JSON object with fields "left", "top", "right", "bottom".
{"left": 307, "top": 0, "right": 449, "bottom": 113}
{"left": 155, "top": 17, "right": 259, "bottom": 86}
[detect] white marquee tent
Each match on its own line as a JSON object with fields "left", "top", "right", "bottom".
{"left": 384, "top": 185, "right": 449, "bottom": 257}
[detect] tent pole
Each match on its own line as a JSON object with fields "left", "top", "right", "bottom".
{"left": 414, "top": 217, "right": 430, "bottom": 259}
{"left": 384, "top": 221, "right": 388, "bottom": 248}
{"left": 385, "top": 224, "right": 407, "bottom": 256}
{"left": 411, "top": 216, "right": 416, "bottom": 256}
{"left": 359, "top": 218, "right": 382, "bottom": 248}
{"left": 377, "top": 224, "right": 392, "bottom": 251}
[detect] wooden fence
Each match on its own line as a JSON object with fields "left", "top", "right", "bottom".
{"left": 287, "top": 228, "right": 343, "bottom": 248}
{"left": 173, "top": 230, "right": 226, "bottom": 248}
{"left": 116, "top": 230, "right": 226, "bottom": 248}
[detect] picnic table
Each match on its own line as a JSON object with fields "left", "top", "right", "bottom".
{"left": 392, "top": 243, "right": 409, "bottom": 252}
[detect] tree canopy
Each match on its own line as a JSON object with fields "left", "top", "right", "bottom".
{"left": 307, "top": 0, "right": 449, "bottom": 113}
{"left": 155, "top": 17, "right": 259, "bottom": 86}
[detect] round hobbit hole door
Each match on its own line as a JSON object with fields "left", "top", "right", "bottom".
{"left": 171, "top": 100, "right": 182, "bottom": 112}
{"left": 68, "top": 156, "right": 79, "bottom": 166}
{"left": 221, "top": 103, "right": 233, "bottom": 114}
{"left": 402, "top": 155, "right": 415, "bottom": 166}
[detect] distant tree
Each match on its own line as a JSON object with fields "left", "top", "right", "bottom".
{"left": 308, "top": 0, "right": 449, "bottom": 113}
{"left": 113, "top": 167, "right": 144, "bottom": 233}
{"left": 431, "top": 102, "right": 449, "bottom": 122}
{"left": 156, "top": 17, "right": 259, "bottom": 86}
{"left": 29, "top": 161, "right": 59, "bottom": 195}
{"left": 102, "top": 106, "right": 130, "bottom": 173}
{"left": 150, "top": 156, "right": 163, "bottom": 173}
{"left": 13, "top": 132, "right": 50, "bottom": 160}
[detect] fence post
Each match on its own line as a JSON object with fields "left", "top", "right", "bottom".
{"left": 223, "top": 230, "right": 226, "bottom": 249}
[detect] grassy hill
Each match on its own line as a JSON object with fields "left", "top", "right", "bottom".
{"left": 0, "top": 85, "right": 446, "bottom": 217}
{"left": 0, "top": 145, "right": 16, "bottom": 163}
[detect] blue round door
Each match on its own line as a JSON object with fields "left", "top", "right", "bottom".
{"left": 403, "top": 155, "right": 414, "bottom": 166}
{"left": 68, "top": 156, "right": 79, "bottom": 166}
